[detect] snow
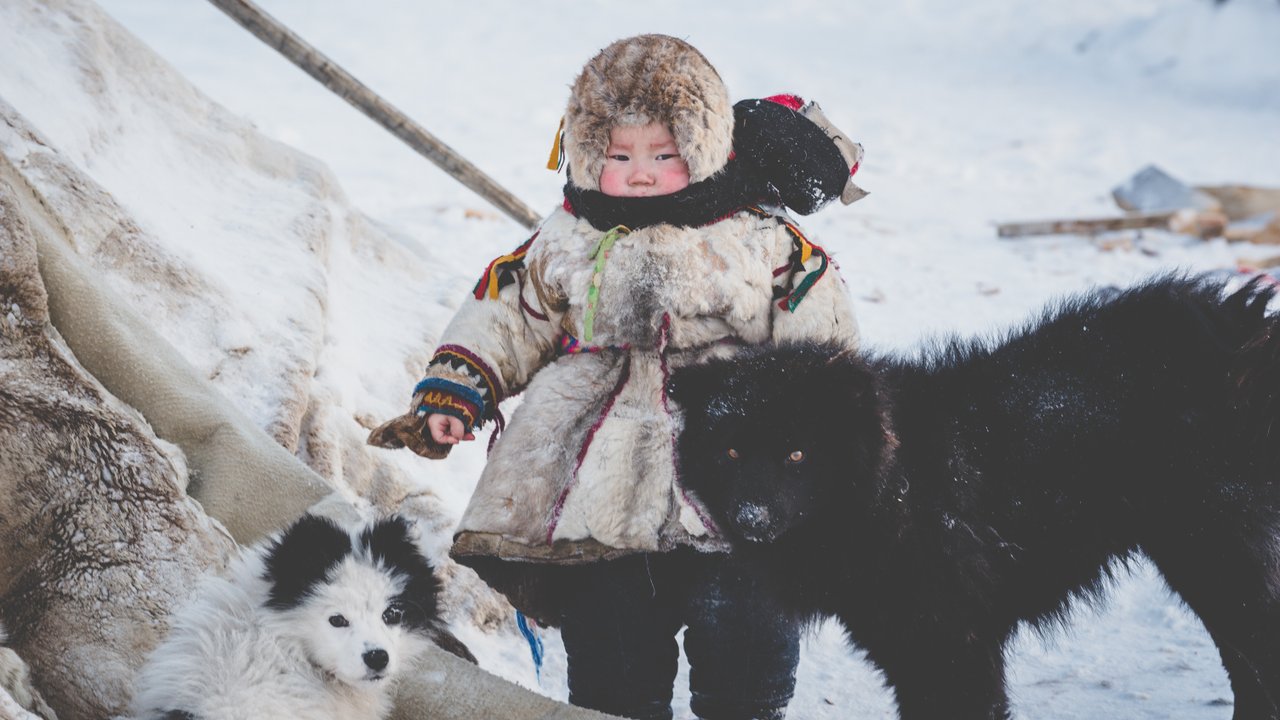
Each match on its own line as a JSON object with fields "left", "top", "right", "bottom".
{"left": 15, "top": 0, "right": 1280, "bottom": 716}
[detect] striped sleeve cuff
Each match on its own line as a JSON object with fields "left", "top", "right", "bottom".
{"left": 412, "top": 377, "right": 487, "bottom": 432}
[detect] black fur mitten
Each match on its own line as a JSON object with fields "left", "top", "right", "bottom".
{"left": 733, "top": 95, "right": 867, "bottom": 215}
{"left": 367, "top": 397, "right": 453, "bottom": 459}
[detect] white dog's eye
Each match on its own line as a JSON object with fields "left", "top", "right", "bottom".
{"left": 382, "top": 605, "right": 404, "bottom": 626}
{"left": 328, "top": 614, "right": 349, "bottom": 628}
{"left": 787, "top": 450, "right": 804, "bottom": 463}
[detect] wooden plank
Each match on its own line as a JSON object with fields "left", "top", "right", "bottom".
{"left": 207, "top": 0, "right": 542, "bottom": 229}
{"left": 1196, "top": 185, "right": 1280, "bottom": 221}
{"left": 997, "top": 212, "right": 1174, "bottom": 239}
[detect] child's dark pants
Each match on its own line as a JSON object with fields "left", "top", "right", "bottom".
{"left": 558, "top": 548, "right": 801, "bottom": 720}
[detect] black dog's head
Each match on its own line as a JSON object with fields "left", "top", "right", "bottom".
{"left": 669, "top": 342, "right": 892, "bottom": 548}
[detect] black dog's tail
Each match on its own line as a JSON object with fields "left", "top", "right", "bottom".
{"left": 1226, "top": 277, "right": 1280, "bottom": 462}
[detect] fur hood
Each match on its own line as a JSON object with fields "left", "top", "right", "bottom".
{"left": 564, "top": 34, "right": 734, "bottom": 191}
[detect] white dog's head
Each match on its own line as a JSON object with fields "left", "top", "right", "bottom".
{"left": 261, "top": 515, "right": 442, "bottom": 687}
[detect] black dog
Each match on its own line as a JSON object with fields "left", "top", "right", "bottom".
{"left": 670, "top": 275, "right": 1280, "bottom": 720}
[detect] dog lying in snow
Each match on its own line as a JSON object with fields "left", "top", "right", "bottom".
{"left": 130, "top": 514, "right": 472, "bottom": 720}
{"left": 670, "top": 275, "right": 1280, "bottom": 720}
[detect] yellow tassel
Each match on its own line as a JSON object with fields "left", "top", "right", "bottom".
{"left": 546, "top": 116, "right": 565, "bottom": 171}
{"left": 486, "top": 252, "right": 522, "bottom": 299}
{"left": 784, "top": 223, "right": 813, "bottom": 264}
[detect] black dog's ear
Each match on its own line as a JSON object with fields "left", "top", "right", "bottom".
{"left": 263, "top": 514, "right": 352, "bottom": 610}
{"left": 806, "top": 350, "right": 891, "bottom": 451}
{"left": 820, "top": 352, "right": 898, "bottom": 482}
{"left": 666, "top": 361, "right": 725, "bottom": 412}
{"left": 820, "top": 350, "right": 878, "bottom": 401}
{"left": 362, "top": 517, "right": 474, "bottom": 661}
{"left": 362, "top": 516, "right": 430, "bottom": 574}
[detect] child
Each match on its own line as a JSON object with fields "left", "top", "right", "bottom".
{"left": 371, "top": 34, "right": 865, "bottom": 720}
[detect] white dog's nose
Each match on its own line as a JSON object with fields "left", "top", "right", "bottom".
{"left": 363, "top": 648, "right": 389, "bottom": 671}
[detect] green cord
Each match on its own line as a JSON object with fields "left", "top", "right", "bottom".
{"left": 582, "top": 224, "right": 629, "bottom": 342}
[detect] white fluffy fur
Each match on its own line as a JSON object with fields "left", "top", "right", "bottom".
{"left": 129, "top": 531, "right": 431, "bottom": 720}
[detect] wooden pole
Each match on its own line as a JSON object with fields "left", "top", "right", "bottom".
{"left": 997, "top": 212, "right": 1175, "bottom": 239}
{"left": 207, "top": 0, "right": 542, "bottom": 229}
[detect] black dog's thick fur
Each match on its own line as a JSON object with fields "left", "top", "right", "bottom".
{"left": 670, "top": 275, "right": 1280, "bottom": 720}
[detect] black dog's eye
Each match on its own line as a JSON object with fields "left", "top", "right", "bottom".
{"left": 328, "top": 614, "right": 349, "bottom": 628}
{"left": 726, "top": 448, "right": 740, "bottom": 460}
{"left": 787, "top": 450, "right": 805, "bottom": 463}
{"left": 382, "top": 605, "right": 404, "bottom": 626}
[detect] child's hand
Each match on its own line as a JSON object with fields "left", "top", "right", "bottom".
{"left": 427, "top": 414, "right": 476, "bottom": 445}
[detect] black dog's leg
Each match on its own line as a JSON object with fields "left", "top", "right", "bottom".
{"left": 1181, "top": 604, "right": 1280, "bottom": 720}
{"left": 1212, "top": 636, "right": 1280, "bottom": 720}
{"left": 873, "top": 636, "right": 1013, "bottom": 720}
{"left": 1147, "top": 533, "right": 1280, "bottom": 720}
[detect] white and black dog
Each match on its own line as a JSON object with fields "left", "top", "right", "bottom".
{"left": 130, "top": 514, "right": 471, "bottom": 720}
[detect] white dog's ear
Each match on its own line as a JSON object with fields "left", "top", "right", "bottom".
{"left": 264, "top": 514, "right": 352, "bottom": 610}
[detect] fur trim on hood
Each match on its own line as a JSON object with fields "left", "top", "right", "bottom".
{"left": 564, "top": 34, "right": 733, "bottom": 191}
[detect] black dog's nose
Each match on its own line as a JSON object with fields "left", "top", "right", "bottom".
{"left": 735, "top": 503, "right": 777, "bottom": 542}
{"left": 363, "top": 648, "right": 389, "bottom": 671}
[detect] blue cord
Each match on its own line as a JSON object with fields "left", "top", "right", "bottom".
{"left": 516, "top": 610, "right": 545, "bottom": 681}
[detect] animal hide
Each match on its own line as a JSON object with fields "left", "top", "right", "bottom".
{"left": 0, "top": 166, "right": 237, "bottom": 719}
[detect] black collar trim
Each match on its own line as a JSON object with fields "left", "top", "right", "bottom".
{"left": 562, "top": 158, "right": 778, "bottom": 231}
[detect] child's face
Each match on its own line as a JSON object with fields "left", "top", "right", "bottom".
{"left": 598, "top": 123, "right": 690, "bottom": 197}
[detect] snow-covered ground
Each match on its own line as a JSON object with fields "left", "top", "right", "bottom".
{"left": 74, "top": 0, "right": 1280, "bottom": 717}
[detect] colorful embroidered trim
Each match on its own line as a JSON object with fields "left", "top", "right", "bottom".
{"left": 412, "top": 377, "right": 484, "bottom": 431}
{"left": 747, "top": 206, "right": 829, "bottom": 313}
{"left": 777, "top": 221, "right": 829, "bottom": 312}
{"left": 557, "top": 332, "right": 630, "bottom": 355}
{"left": 582, "top": 224, "right": 630, "bottom": 342}
{"left": 431, "top": 344, "right": 504, "bottom": 410}
{"left": 473, "top": 231, "right": 539, "bottom": 300}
